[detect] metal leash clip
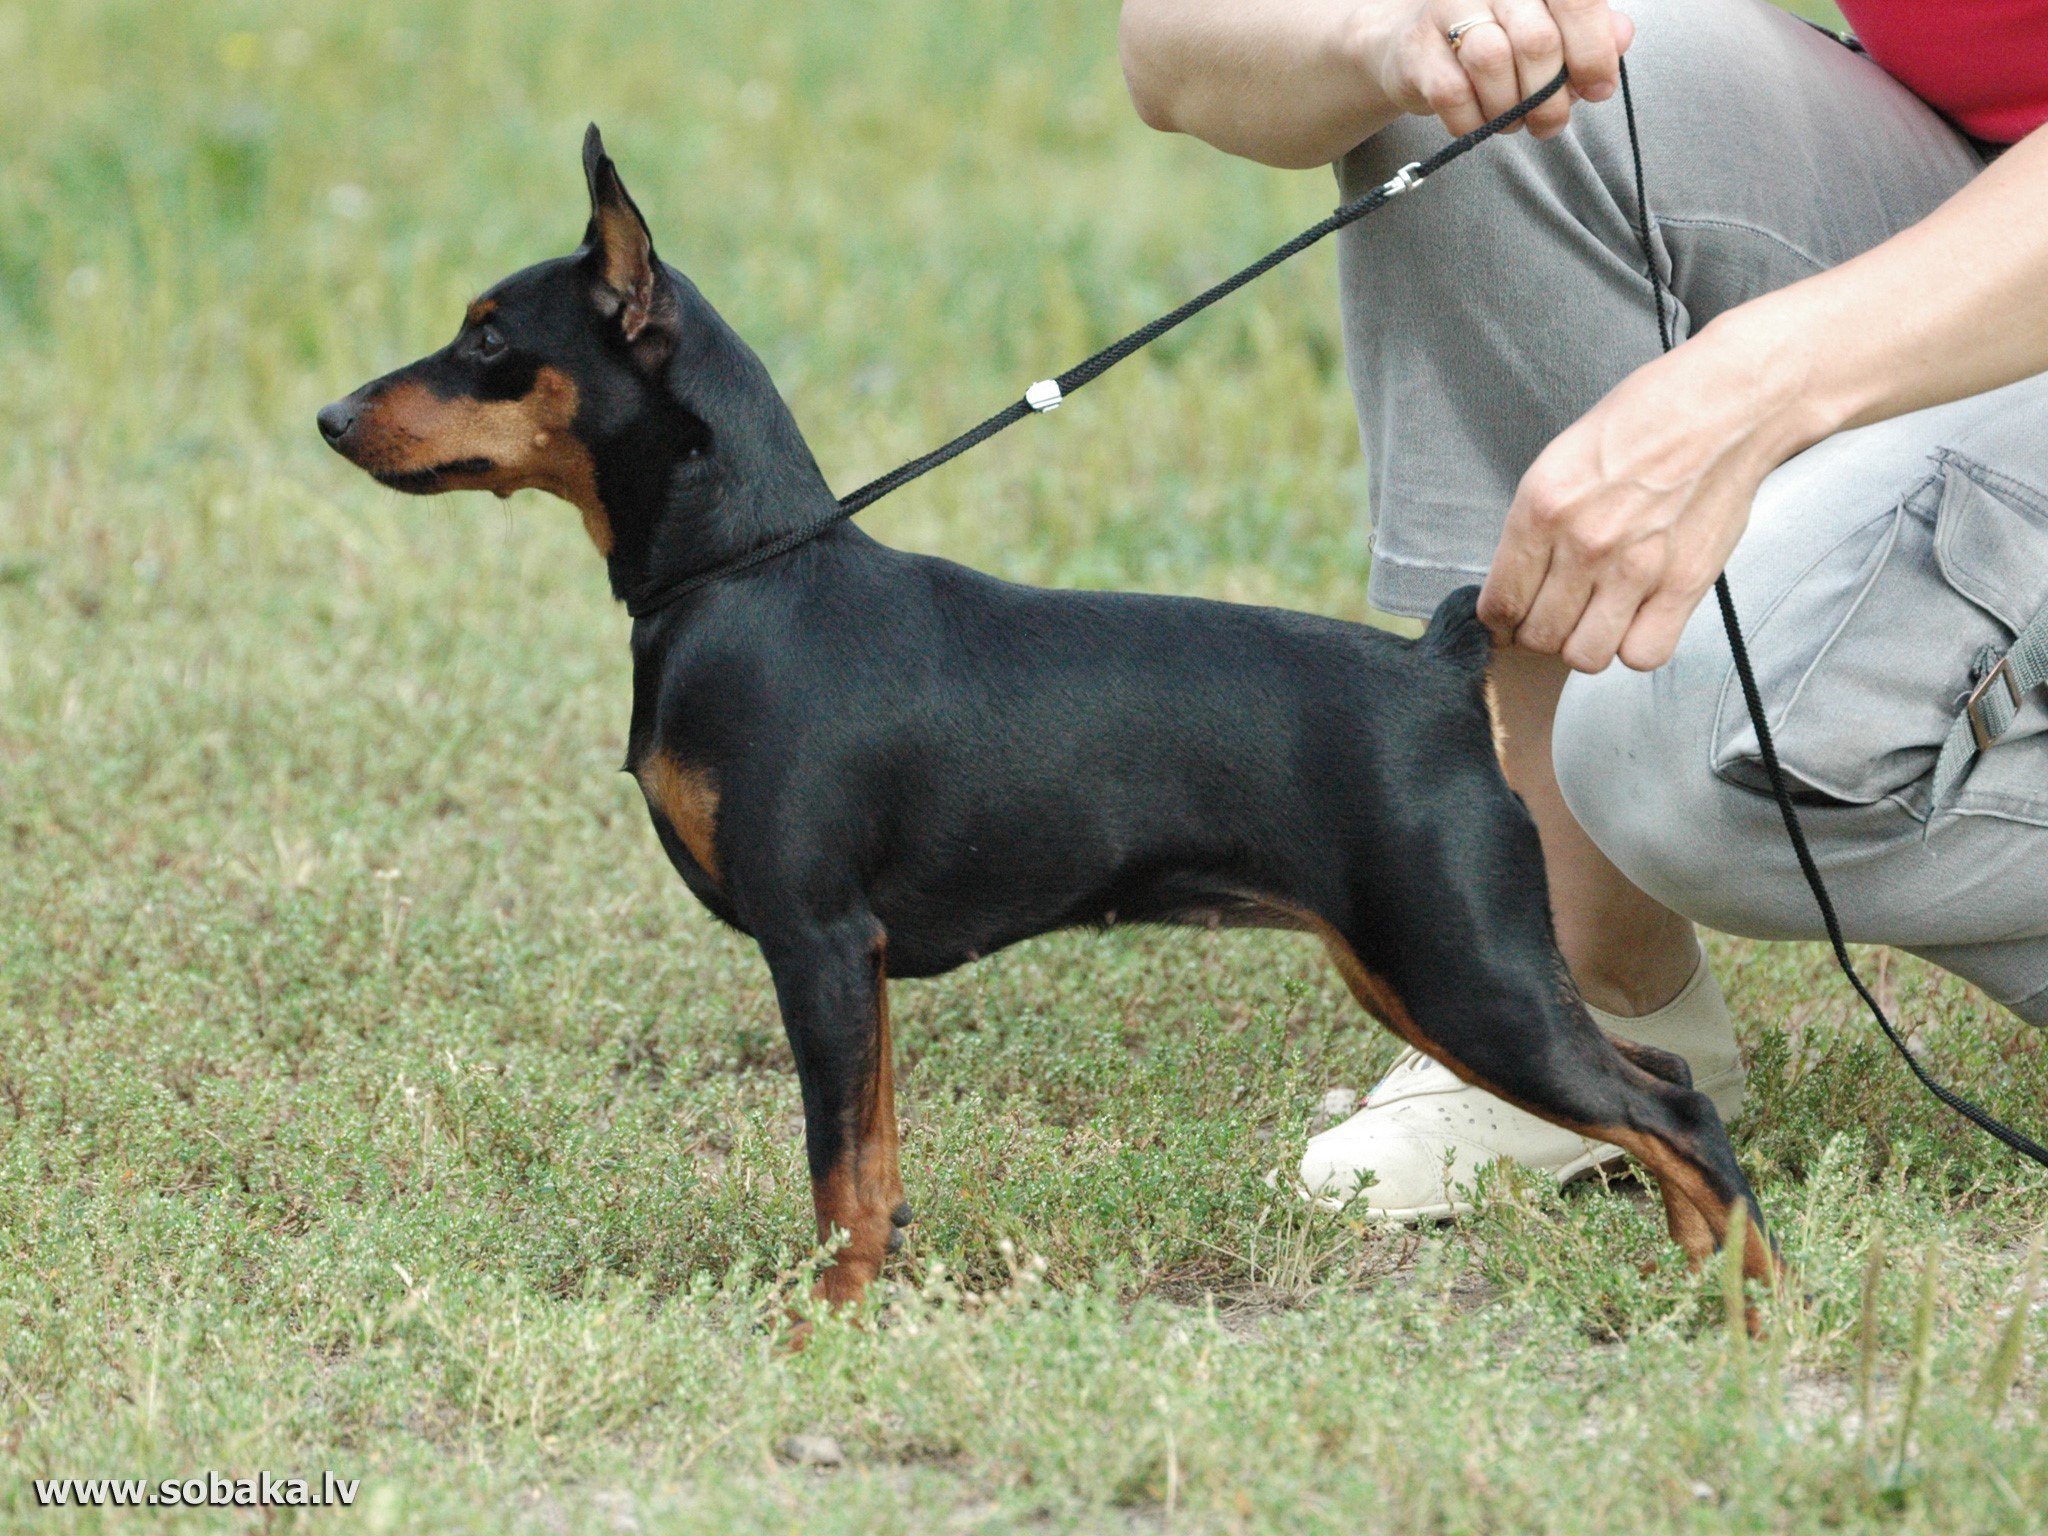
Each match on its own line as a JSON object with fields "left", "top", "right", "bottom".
{"left": 1025, "top": 379, "right": 1063, "bottom": 412}
{"left": 1377, "top": 161, "right": 1425, "bottom": 198}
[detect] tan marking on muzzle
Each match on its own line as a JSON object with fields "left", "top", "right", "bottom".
{"left": 347, "top": 365, "right": 614, "bottom": 555}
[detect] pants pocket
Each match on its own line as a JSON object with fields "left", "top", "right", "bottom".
{"left": 1712, "top": 452, "right": 2048, "bottom": 824}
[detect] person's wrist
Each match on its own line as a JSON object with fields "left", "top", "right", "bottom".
{"left": 1694, "top": 296, "right": 1859, "bottom": 471}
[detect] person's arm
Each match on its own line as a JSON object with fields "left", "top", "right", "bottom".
{"left": 1118, "top": 0, "right": 1632, "bottom": 170}
{"left": 1479, "top": 122, "right": 2048, "bottom": 674}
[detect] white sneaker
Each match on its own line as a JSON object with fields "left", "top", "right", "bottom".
{"left": 1298, "top": 948, "right": 1745, "bottom": 1221}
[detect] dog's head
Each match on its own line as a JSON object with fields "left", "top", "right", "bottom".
{"left": 317, "top": 127, "right": 705, "bottom": 557}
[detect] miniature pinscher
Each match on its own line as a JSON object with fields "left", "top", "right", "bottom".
{"left": 319, "top": 128, "right": 1776, "bottom": 1310}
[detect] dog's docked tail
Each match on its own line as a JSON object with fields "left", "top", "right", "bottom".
{"left": 1418, "top": 584, "right": 1496, "bottom": 672}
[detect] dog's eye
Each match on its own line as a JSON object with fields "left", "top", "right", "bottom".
{"left": 475, "top": 326, "right": 507, "bottom": 362}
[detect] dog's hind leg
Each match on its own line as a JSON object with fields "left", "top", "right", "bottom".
{"left": 1309, "top": 884, "right": 1775, "bottom": 1292}
{"left": 761, "top": 912, "right": 908, "bottom": 1311}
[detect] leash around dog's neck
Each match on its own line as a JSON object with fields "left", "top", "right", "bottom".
{"left": 632, "top": 61, "right": 2048, "bottom": 1172}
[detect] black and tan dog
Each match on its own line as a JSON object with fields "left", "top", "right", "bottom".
{"left": 319, "top": 128, "right": 1776, "bottom": 1311}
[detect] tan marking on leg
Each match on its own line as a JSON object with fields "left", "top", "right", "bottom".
{"left": 1596, "top": 1124, "right": 1779, "bottom": 1296}
{"left": 1601, "top": 1128, "right": 1721, "bottom": 1264}
{"left": 344, "top": 367, "right": 613, "bottom": 555}
{"left": 634, "top": 752, "right": 720, "bottom": 884}
{"left": 811, "top": 947, "right": 904, "bottom": 1309}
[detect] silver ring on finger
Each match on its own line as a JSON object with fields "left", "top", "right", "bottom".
{"left": 1445, "top": 16, "right": 1500, "bottom": 52}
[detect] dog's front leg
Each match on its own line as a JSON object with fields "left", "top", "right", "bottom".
{"left": 762, "top": 913, "right": 908, "bottom": 1311}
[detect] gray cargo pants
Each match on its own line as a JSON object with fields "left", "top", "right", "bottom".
{"left": 1335, "top": 0, "right": 2048, "bottom": 1022}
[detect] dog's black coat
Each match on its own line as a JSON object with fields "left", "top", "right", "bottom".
{"left": 320, "top": 128, "right": 1771, "bottom": 1306}
{"left": 636, "top": 525, "right": 1505, "bottom": 973}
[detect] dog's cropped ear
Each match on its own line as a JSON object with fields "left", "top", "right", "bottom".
{"left": 580, "top": 125, "right": 679, "bottom": 362}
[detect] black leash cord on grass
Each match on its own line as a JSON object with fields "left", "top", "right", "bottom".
{"left": 1614, "top": 59, "right": 2048, "bottom": 1170}
{"left": 635, "top": 55, "right": 2048, "bottom": 1171}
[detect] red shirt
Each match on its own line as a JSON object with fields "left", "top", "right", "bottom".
{"left": 1836, "top": 1, "right": 2048, "bottom": 142}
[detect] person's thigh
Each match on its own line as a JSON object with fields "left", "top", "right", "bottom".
{"left": 1553, "top": 372, "right": 2048, "bottom": 1023}
{"left": 1335, "top": 0, "right": 1983, "bottom": 618}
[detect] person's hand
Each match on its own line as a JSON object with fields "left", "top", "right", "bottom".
{"left": 1477, "top": 322, "right": 1810, "bottom": 673}
{"left": 1373, "top": 0, "right": 1634, "bottom": 142}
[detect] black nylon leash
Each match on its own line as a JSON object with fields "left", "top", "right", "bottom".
{"left": 1616, "top": 60, "right": 2048, "bottom": 1170}
{"left": 634, "top": 54, "right": 2047, "bottom": 1171}
{"left": 623, "top": 68, "right": 1570, "bottom": 618}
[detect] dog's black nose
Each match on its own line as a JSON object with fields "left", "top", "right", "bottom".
{"left": 316, "top": 399, "right": 356, "bottom": 447}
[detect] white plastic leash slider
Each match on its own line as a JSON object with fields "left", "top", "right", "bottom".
{"left": 1377, "top": 161, "right": 1424, "bottom": 198}
{"left": 1025, "top": 379, "right": 1063, "bottom": 412}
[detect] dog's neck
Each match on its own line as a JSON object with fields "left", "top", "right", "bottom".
{"left": 595, "top": 297, "right": 838, "bottom": 610}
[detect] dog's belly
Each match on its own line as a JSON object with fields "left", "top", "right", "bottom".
{"left": 870, "top": 865, "right": 1300, "bottom": 978}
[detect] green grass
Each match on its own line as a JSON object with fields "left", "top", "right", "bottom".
{"left": 2, "top": 0, "right": 2042, "bottom": 1530}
